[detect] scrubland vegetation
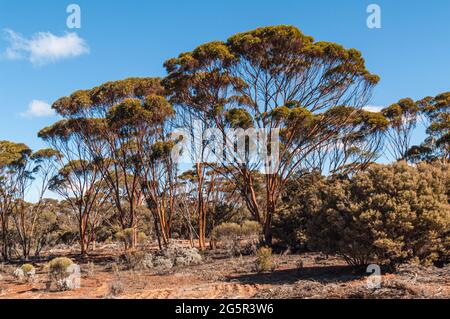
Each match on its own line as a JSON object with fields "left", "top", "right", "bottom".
{"left": 0, "top": 26, "right": 448, "bottom": 299}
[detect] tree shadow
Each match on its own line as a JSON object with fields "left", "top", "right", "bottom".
{"left": 228, "top": 265, "right": 365, "bottom": 286}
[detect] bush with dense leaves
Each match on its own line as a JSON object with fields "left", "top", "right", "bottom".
{"left": 255, "top": 247, "right": 276, "bottom": 272}
{"left": 47, "top": 257, "right": 80, "bottom": 291}
{"left": 278, "top": 162, "right": 450, "bottom": 267}
{"left": 212, "top": 221, "right": 262, "bottom": 255}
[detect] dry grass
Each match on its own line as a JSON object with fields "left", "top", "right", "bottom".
{"left": 0, "top": 241, "right": 448, "bottom": 299}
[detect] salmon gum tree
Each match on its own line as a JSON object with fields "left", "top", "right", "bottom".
{"left": 163, "top": 25, "right": 386, "bottom": 244}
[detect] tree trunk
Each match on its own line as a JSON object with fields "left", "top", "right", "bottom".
{"left": 79, "top": 214, "right": 89, "bottom": 257}
{"left": 196, "top": 163, "right": 207, "bottom": 251}
{"left": 264, "top": 184, "right": 277, "bottom": 246}
{"left": 1, "top": 218, "right": 9, "bottom": 261}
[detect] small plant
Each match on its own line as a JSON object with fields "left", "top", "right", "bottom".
{"left": 49, "top": 257, "right": 73, "bottom": 273}
{"left": 241, "top": 220, "right": 262, "bottom": 237}
{"left": 109, "top": 262, "right": 120, "bottom": 273}
{"left": 296, "top": 259, "right": 304, "bottom": 270}
{"left": 86, "top": 262, "right": 95, "bottom": 276}
{"left": 108, "top": 280, "right": 125, "bottom": 297}
{"left": 21, "top": 264, "right": 36, "bottom": 283}
{"left": 123, "top": 251, "right": 146, "bottom": 270}
{"left": 137, "top": 232, "right": 148, "bottom": 244}
{"left": 174, "top": 248, "right": 202, "bottom": 267}
{"left": 213, "top": 223, "right": 241, "bottom": 240}
{"left": 152, "top": 255, "right": 173, "bottom": 272}
{"left": 213, "top": 221, "right": 262, "bottom": 256}
{"left": 116, "top": 228, "right": 134, "bottom": 249}
{"left": 142, "top": 254, "right": 153, "bottom": 269}
{"left": 256, "top": 247, "right": 276, "bottom": 273}
{"left": 13, "top": 268, "right": 25, "bottom": 282}
{"left": 47, "top": 257, "right": 80, "bottom": 291}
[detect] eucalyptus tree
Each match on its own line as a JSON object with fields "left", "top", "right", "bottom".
{"left": 418, "top": 92, "right": 449, "bottom": 163}
{"left": 407, "top": 93, "right": 449, "bottom": 164}
{"left": 0, "top": 141, "right": 32, "bottom": 260}
{"left": 164, "top": 25, "right": 384, "bottom": 243}
{"left": 46, "top": 78, "right": 176, "bottom": 249}
{"left": 0, "top": 142, "right": 59, "bottom": 260}
{"left": 38, "top": 120, "right": 105, "bottom": 256}
{"left": 105, "top": 94, "right": 176, "bottom": 249}
{"left": 12, "top": 148, "right": 61, "bottom": 259}
{"left": 177, "top": 165, "right": 223, "bottom": 250}
{"left": 381, "top": 98, "right": 420, "bottom": 161}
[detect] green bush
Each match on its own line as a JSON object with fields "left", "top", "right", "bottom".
{"left": 212, "top": 223, "right": 242, "bottom": 240}
{"left": 116, "top": 228, "right": 135, "bottom": 248}
{"left": 274, "top": 171, "right": 324, "bottom": 250}
{"left": 48, "top": 257, "right": 73, "bottom": 273}
{"left": 286, "top": 162, "right": 450, "bottom": 267}
{"left": 213, "top": 221, "right": 262, "bottom": 256}
{"left": 21, "top": 264, "right": 35, "bottom": 274}
{"left": 241, "top": 221, "right": 262, "bottom": 237}
{"left": 255, "top": 247, "right": 276, "bottom": 272}
{"left": 47, "top": 257, "right": 79, "bottom": 291}
{"left": 123, "top": 251, "right": 146, "bottom": 270}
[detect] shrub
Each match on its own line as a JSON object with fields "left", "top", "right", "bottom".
{"left": 123, "top": 251, "right": 146, "bottom": 270}
{"left": 109, "top": 262, "right": 120, "bottom": 273}
{"left": 154, "top": 243, "right": 202, "bottom": 270}
{"left": 286, "top": 162, "right": 450, "bottom": 268}
{"left": 108, "top": 280, "right": 124, "bottom": 297}
{"left": 137, "top": 232, "right": 148, "bottom": 244}
{"left": 13, "top": 268, "right": 25, "bottom": 282}
{"left": 274, "top": 172, "right": 323, "bottom": 251}
{"left": 152, "top": 255, "right": 173, "bottom": 271}
{"left": 255, "top": 247, "right": 276, "bottom": 272}
{"left": 48, "top": 257, "right": 73, "bottom": 273}
{"left": 174, "top": 248, "right": 202, "bottom": 266}
{"left": 86, "top": 262, "right": 95, "bottom": 276}
{"left": 20, "top": 264, "right": 36, "bottom": 283}
{"left": 241, "top": 221, "right": 262, "bottom": 237}
{"left": 213, "top": 221, "right": 262, "bottom": 256}
{"left": 21, "top": 264, "right": 34, "bottom": 274}
{"left": 213, "top": 223, "right": 242, "bottom": 240}
{"left": 116, "top": 228, "right": 134, "bottom": 248}
{"left": 47, "top": 257, "right": 80, "bottom": 291}
{"left": 142, "top": 254, "right": 153, "bottom": 269}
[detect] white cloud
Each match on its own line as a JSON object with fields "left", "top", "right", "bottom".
{"left": 363, "top": 105, "right": 384, "bottom": 113}
{"left": 3, "top": 29, "right": 89, "bottom": 66}
{"left": 21, "top": 100, "right": 55, "bottom": 118}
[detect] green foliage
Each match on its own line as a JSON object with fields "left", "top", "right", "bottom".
{"left": 47, "top": 257, "right": 79, "bottom": 291}
{"left": 21, "top": 264, "right": 34, "bottom": 274}
{"left": 0, "top": 140, "right": 32, "bottom": 168}
{"left": 274, "top": 171, "right": 324, "bottom": 250}
{"left": 409, "top": 92, "right": 449, "bottom": 163}
{"left": 225, "top": 108, "right": 253, "bottom": 129}
{"left": 280, "top": 162, "right": 450, "bottom": 267}
{"left": 123, "top": 251, "right": 146, "bottom": 270}
{"left": 52, "top": 78, "right": 164, "bottom": 116}
{"left": 48, "top": 257, "right": 74, "bottom": 273}
{"left": 213, "top": 221, "right": 262, "bottom": 256}
{"left": 255, "top": 247, "right": 276, "bottom": 272}
{"left": 212, "top": 222, "right": 242, "bottom": 240}
{"left": 241, "top": 220, "right": 262, "bottom": 237}
{"left": 116, "top": 228, "right": 135, "bottom": 248}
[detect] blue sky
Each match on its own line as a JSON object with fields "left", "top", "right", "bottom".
{"left": 0, "top": 0, "right": 449, "bottom": 153}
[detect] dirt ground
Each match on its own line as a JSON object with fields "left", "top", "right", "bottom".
{"left": 0, "top": 243, "right": 449, "bottom": 299}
